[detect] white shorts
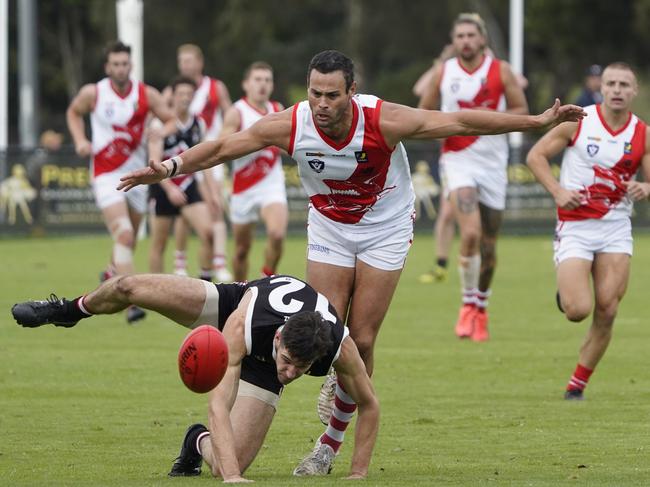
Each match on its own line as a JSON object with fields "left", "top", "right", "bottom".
{"left": 230, "top": 182, "right": 287, "bottom": 225}
{"left": 307, "top": 208, "right": 414, "bottom": 271}
{"left": 92, "top": 170, "right": 148, "bottom": 214}
{"left": 440, "top": 157, "right": 507, "bottom": 210}
{"left": 553, "top": 218, "right": 633, "bottom": 265}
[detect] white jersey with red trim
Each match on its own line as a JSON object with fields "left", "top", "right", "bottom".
{"left": 289, "top": 94, "right": 414, "bottom": 227}
{"left": 90, "top": 78, "right": 149, "bottom": 177}
{"left": 439, "top": 55, "right": 508, "bottom": 168}
{"left": 231, "top": 98, "right": 284, "bottom": 194}
{"left": 558, "top": 104, "right": 647, "bottom": 221}
{"left": 189, "top": 76, "right": 223, "bottom": 140}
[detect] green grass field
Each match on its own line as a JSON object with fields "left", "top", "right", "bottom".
{"left": 2, "top": 232, "right": 650, "bottom": 486}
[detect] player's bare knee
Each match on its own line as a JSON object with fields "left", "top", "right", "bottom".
{"left": 114, "top": 275, "right": 138, "bottom": 301}
{"left": 595, "top": 300, "right": 619, "bottom": 323}
{"left": 109, "top": 216, "right": 134, "bottom": 244}
{"left": 266, "top": 227, "right": 286, "bottom": 243}
{"left": 564, "top": 301, "right": 591, "bottom": 322}
{"left": 115, "top": 230, "right": 135, "bottom": 248}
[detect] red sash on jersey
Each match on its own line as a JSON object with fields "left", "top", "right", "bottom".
{"left": 558, "top": 120, "right": 647, "bottom": 221}
{"left": 310, "top": 102, "right": 395, "bottom": 224}
{"left": 93, "top": 83, "right": 149, "bottom": 176}
{"left": 199, "top": 78, "right": 220, "bottom": 129}
{"left": 442, "top": 59, "right": 504, "bottom": 153}
{"left": 232, "top": 147, "right": 281, "bottom": 193}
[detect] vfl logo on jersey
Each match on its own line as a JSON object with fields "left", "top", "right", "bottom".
{"left": 586, "top": 144, "right": 599, "bottom": 157}
{"left": 624, "top": 142, "right": 632, "bottom": 154}
{"left": 451, "top": 81, "right": 460, "bottom": 93}
{"left": 355, "top": 151, "right": 368, "bottom": 163}
{"left": 308, "top": 159, "right": 325, "bottom": 173}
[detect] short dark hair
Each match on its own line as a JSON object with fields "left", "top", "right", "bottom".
{"left": 104, "top": 40, "right": 131, "bottom": 63}
{"left": 243, "top": 61, "right": 273, "bottom": 80}
{"left": 170, "top": 75, "right": 197, "bottom": 92}
{"left": 281, "top": 311, "right": 333, "bottom": 366}
{"left": 307, "top": 50, "right": 355, "bottom": 92}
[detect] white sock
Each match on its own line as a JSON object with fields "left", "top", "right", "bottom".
{"left": 458, "top": 254, "right": 480, "bottom": 303}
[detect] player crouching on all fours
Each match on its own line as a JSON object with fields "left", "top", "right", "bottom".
{"left": 12, "top": 273, "right": 379, "bottom": 481}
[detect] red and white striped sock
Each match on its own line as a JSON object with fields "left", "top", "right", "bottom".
{"left": 462, "top": 288, "right": 477, "bottom": 306}
{"left": 567, "top": 363, "right": 593, "bottom": 392}
{"left": 320, "top": 379, "right": 357, "bottom": 453}
{"left": 174, "top": 250, "right": 187, "bottom": 273}
{"left": 475, "top": 288, "right": 491, "bottom": 310}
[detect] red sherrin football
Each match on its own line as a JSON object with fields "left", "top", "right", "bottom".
{"left": 178, "top": 325, "right": 229, "bottom": 393}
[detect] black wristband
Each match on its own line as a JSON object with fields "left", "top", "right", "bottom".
{"left": 169, "top": 157, "right": 179, "bottom": 177}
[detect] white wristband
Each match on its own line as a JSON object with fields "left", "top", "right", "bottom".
{"left": 162, "top": 156, "right": 183, "bottom": 179}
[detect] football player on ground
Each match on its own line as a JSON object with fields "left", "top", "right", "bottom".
{"left": 12, "top": 274, "right": 378, "bottom": 481}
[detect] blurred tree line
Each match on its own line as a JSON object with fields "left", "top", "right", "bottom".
{"left": 6, "top": 0, "right": 650, "bottom": 143}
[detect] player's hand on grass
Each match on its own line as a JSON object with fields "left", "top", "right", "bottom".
{"left": 118, "top": 158, "right": 168, "bottom": 191}
{"left": 623, "top": 180, "right": 650, "bottom": 201}
{"left": 223, "top": 475, "right": 253, "bottom": 483}
{"left": 537, "top": 99, "right": 586, "bottom": 128}
{"left": 552, "top": 187, "right": 582, "bottom": 210}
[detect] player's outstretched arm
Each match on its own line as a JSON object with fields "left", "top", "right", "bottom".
{"left": 118, "top": 109, "right": 292, "bottom": 192}
{"left": 205, "top": 299, "right": 251, "bottom": 482}
{"left": 333, "top": 337, "right": 379, "bottom": 480}
{"left": 380, "top": 99, "right": 585, "bottom": 147}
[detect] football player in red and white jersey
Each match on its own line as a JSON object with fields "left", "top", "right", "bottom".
{"left": 419, "top": 13, "right": 529, "bottom": 341}
{"left": 167, "top": 44, "right": 233, "bottom": 281}
{"left": 527, "top": 62, "right": 650, "bottom": 400}
{"left": 66, "top": 40, "right": 173, "bottom": 323}
{"left": 219, "top": 62, "right": 288, "bottom": 281}
{"left": 120, "top": 49, "right": 584, "bottom": 476}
